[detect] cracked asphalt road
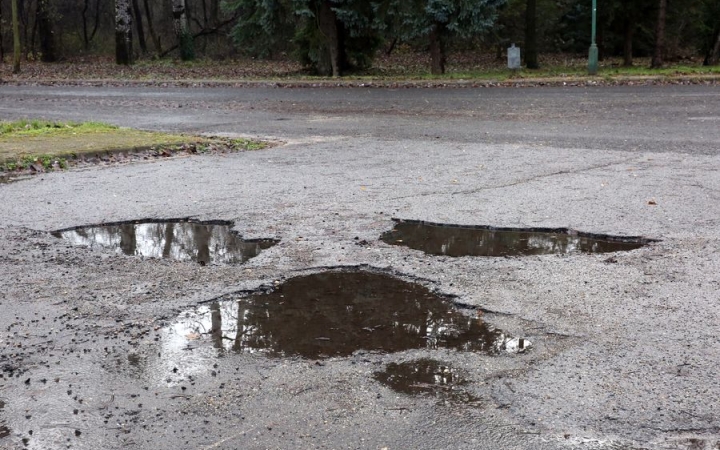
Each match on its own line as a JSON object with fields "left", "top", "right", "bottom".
{"left": 0, "top": 84, "right": 720, "bottom": 449}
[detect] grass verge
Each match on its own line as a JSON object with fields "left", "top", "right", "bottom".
{"left": 0, "top": 119, "right": 269, "bottom": 175}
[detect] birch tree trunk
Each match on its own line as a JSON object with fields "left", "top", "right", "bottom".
{"left": 115, "top": 0, "right": 133, "bottom": 65}
{"left": 172, "top": 0, "right": 194, "bottom": 61}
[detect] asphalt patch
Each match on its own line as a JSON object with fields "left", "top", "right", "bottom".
{"left": 381, "top": 219, "right": 656, "bottom": 257}
{"left": 51, "top": 219, "right": 277, "bottom": 265}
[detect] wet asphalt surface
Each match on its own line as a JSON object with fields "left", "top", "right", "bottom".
{"left": 0, "top": 84, "right": 720, "bottom": 449}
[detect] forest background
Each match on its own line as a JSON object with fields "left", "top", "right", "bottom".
{"left": 1, "top": 0, "right": 719, "bottom": 79}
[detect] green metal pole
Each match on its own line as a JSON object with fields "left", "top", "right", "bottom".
{"left": 588, "top": 0, "right": 598, "bottom": 75}
{"left": 588, "top": 0, "right": 598, "bottom": 74}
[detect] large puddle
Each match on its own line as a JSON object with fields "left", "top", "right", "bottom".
{"left": 381, "top": 219, "right": 655, "bottom": 257}
{"left": 52, "top": 220, "right": 277, "bottom": 265}
{"left": 162, "top": 270, "right": 529, "bottom": 360}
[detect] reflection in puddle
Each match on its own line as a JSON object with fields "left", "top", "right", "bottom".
{"left": 374, "top": 359, "right": 480, "bottom": 403}
{"left": 163, "top": 271, "right": 529, "bottom": 360}
{"left": 381, "top": 219, "right": 654, "bottom": 257}
{"left": 52, "top": 220, "right": 277, "bottom": 264}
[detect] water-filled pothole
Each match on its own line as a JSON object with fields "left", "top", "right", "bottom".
{"left": 381, "top": 219, "right": 655, "bottom": 257}
{"left": 164, "top": 270, "right": 529, "bottom": 360}
{"left": 373, "top": 359, "right": 481, "bottom": 403}
{"left": 52, "top": 220, "right": 277, "bottom": 264}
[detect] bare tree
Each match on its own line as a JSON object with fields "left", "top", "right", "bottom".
{"left": 428, "top": 23, "right": 445, "bottom": 75}
{"left": 172, "top": 0, "right": 194, "bottom": 60}
{"left": 623, "top": 17, "right": 634, "bottom": 66}
{"left": 142, "top": 0, "right": 162, "bottom": 54}
{"left": 651, "top": 0, "right": 667, "bottom": 68}
{"left": 317, "top": 0, "right": 342, "bottom": 76}
{"left": 0, "top": 1, "right": 5, "bottom": 61}
{"left": 12, "top": 0, "right": 21, "bottom": 73}
{"left": 115, "top": 0, "right": 133, "bottom": 64}
{"left": 81, "top": 0, "right": 102, "bottom": 50}
{"left": 131, "top": 0, "right": 147, "bottom": 54}
{"left": 706, "top": 28, "right": 720, "bottom": 66}
{"left": 36, "top": 0, "right": 56, "bottom": 62}
{"left": 525, "top": 0, "right": 539, "bottom": 69}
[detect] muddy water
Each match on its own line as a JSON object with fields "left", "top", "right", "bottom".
{"left": 162, "top": 271, "right": 529, "bottom": 360}
{"left": 381, "top": 220, "right": 654, "bottom": 257}
{"left": 374, "top": 359, "right": 464, "bottom": 395}
{"left": 52, "top": 220, "right": 277, "bottom": 264}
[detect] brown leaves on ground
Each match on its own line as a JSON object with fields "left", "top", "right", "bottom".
{"left": 0, "top": 50, "right": 684, "bottom": 81}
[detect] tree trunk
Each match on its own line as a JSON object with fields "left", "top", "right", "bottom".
{"left": 36, "top": 0, "right": 55, "bottom": 62}
{"left": 29, "top": 4, "right": 38, "bottom": 59}
{"left": 142, "top": 0, "right": 161, "bottom": 55}
{"left": 200, "top": 0, "right": 208, "bottom": 26}
{"left": 210, "top": 302, "right": 223, "bottom": 350}
{"left": 131, "top": 0, "right": 147, "bottom": 54}
{"left": 19, "top": 0, "right": 28, "bottom": 59}
{"left": 209, "top": 0, "right": 219, "bottom": 25}
{"left": 161, "top": 223, "right": 174, "bottom": 258}
{"left": 705, "top": 28, "right": 720, "bottom": 66}
{"left": 0, "top": 1, "right": 5, "bottom": 61}
{"left": 119, "top": 225, "right": 137, "bottom": 256}
{"left": 172, "top": 0, "right": 194, "bottom": 61}
{"left": 525, "top": 0, "right": 539, "bottom": 69}
{"left": 115, "top": 0, "right": 133, "bottom": 65}
{"left": 317, "top": 0, "right": 341, "bottom": 77}
{"left": 384, "top": 36, "right": 397, "bottom": 56}
{"left": 429, "top": 23, "right": 446, "bottom": 75}
{"left": 82, "top": 0, "right": 90, "bottom": 49}
{"left": 651, "top": 0, "right": 667, "bottom": 68}
{"left": 82, "top": 0, "right": 102, "bottom": 50}
{"left": 623, "top": 19, "right": 634, "bottom": 67}
{"left": 12, "top": 0, "right": 21, "bottom": 73}
{"left": 195, "top": 225, "right": 211, "bottom": 266}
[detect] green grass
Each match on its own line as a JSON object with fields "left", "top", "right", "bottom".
{"left": 349, "top": 64, "right": 720, "bottom": 82}
{"left": 0, "top": 119, "right": 119, "bottom": 136}
{"left": 0, "top": 119, "right": 270, "bottom": 174}
{"left": 231, "top": 138, "right": 269, "bottom": 151}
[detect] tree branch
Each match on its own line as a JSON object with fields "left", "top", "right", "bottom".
{"left": 160, "top": 14, "right": 237, "bottom": 58}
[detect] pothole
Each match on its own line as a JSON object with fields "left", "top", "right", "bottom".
{"left": 381, "top": 219, "right": 656, "bottom": 257}
{"left": 373, "top": 359, "right": 481, "bottom": 404}
{"left": 161, "top": 270, "right": 530, "bottom": 361}
{"left": 51, "top": 219, "right": 277, "bottom": 265}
